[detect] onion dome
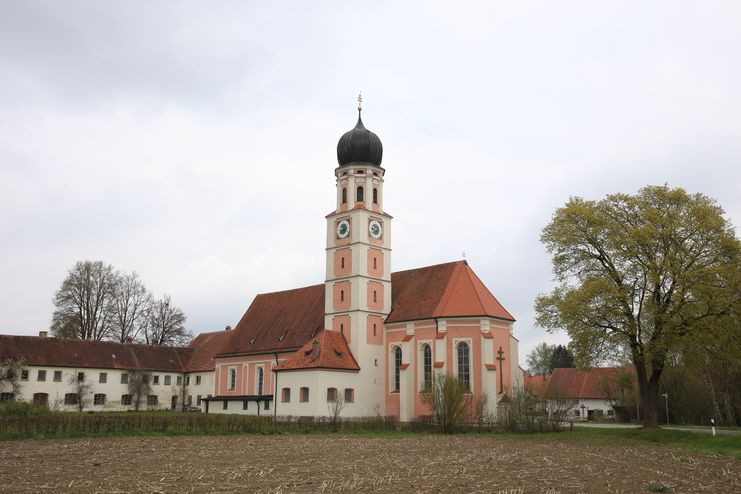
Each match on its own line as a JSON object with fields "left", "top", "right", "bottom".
{"left": 337, "top": 97, "right": 383, "bottom": 167}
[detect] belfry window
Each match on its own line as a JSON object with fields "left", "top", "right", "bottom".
{"left": 373, "top": 290, "right": 377, "bottom": 303}
{"left": 422, "top": 344, "right": 432, "bottom": 391}
{"left": 373, "top": 188, "right": 378, "bottom": 204}
{"left": 393, "top": 346, "right": 402, "bottom": 392}
{"left": 342, "top": 187, "right": 347, "bottom": 204}
{"left": 340, "top": 290, "right": 344, "bottom": 302}
{"left": 356, "top": 186, "right": 364, "bottom": 202}
{"left": 457, "top": 342, "right": 471, "bottom": 391}
{"left": 341, "top": 257, "right": 345, "bottom": 269}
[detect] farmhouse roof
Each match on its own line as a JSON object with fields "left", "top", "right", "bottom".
{"left": 0, "top": 329, "right": 231, "bottom": 373}
{"left": 544, "top": 368, "right": 632, "bottom": 400}
{"left": 273, "top": 330, "right": 360, "bottom": 372}
{"left": 0, "top": 335, "right": 193, "bottom": 372}
{"left": 217, "top": 261, "right": 513, "bottom": 358}
{"left": 524, "top": 374, "right": 551, "bottom": 399}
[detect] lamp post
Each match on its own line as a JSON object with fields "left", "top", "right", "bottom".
{"left": 661, "top": 393, "right": 669, "bottom": 425}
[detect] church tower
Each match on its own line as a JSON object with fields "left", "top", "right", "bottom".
{"left": 324, "top": 96, "right": 390, "bottom": 414}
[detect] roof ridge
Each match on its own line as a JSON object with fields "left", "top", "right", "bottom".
{"left": 391, "top": 260, "right": 465, "bottom": 276}
{"left": 464, "top": 263, "right": 516, "bottom": 321}
{"left": 432, "top": 261, "right": 467, "bottom": 316}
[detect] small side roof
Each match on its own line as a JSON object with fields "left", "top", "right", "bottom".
{"left": 274, "top": 330, "right": 359, "bottom": 372}
{"left": 185, "top": 329, "right": 234, "bottom": 372}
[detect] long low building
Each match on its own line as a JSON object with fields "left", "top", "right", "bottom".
{"left": 0, "top": 330, "right": 231, "bottom": 411}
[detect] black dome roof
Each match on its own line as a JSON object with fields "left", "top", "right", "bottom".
{"left": 337, "top": 113, "right": 383, "bottom": 167}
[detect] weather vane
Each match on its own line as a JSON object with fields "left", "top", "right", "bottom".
{"left": 462, "top": 250, "right": 466, "bottom": 260}
{"left": 357, "top": 92, "right": 363, "bottom": 112}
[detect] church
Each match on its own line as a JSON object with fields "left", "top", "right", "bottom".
{"left": 0, "top": 101, "right": 523, "bottom": 420}
{"left": 203, "top": 100, "right": 523, "bottom": 420}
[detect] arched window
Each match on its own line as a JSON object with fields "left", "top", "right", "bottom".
{"left": 257, "top": 367, "right": 264, "bottom": 395}
{"left": 421, "top": 344, "right": 432, "bottom": 391}
{"left": 327, "top": 387, "right": 338, "bottom": 402}
{"left": 33, "top": 393, "right": 48, "bottom": 406}
{"left": 342, "top": 187, "right": 347, "bottom": 204}
{"left": 300, "top": 387, "right": 310, "bottom": 402}
{"left": 356, "top": 186, "right": 364, "bottom": 202}
{"left": 228, "top": 368, "right": 236, "bottom": 390}
{"left": 393, "top": 346, "right": 402, "bottom": 392}
{"left": 373, "top": 188, "right": 378, "bottom": 204}
{"left": 457, "top": 342, "right": 471, "bottom": 391}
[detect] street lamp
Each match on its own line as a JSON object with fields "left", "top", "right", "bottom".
{"left": 661, "top": 393, "right": 669, "bottom": 425}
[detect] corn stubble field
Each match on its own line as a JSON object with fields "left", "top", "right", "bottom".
{"left": 1, "top": 434, "right": 739, "bottom": 493}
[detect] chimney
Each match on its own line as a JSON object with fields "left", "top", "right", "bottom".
{"left": 125, "top": 336, "right": 133, "bottom": 344}
{"left": 225, "top": 325, "right": 232, "bottom": 331}
{"left": 38, "top": 331, "right": 48, "bottom": 338}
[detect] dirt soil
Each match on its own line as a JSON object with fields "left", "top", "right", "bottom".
{"left": 1, "top": 434, "right": 739, "bottom": 493}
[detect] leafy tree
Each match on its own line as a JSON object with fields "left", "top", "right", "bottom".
{"left": 549, "top": 345, "right": 575, "bottom": 369}
{"left": 536, "top": 185, "right": 741, "bottom": 427}
{"left": 145, "top": 295, "right": 191, "bottom": 346}
{"left": 51, "top": 261, "right": 118, "bottom": 340}
{"left": 525, "top": 342, "right": 555, "bottom": 375}
{"left": 0, "top": 358, "right": 24, "bottom": 399}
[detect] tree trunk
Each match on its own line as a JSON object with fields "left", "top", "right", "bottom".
{"left": 640, "top": 382, "right": 659, "bottom": 427}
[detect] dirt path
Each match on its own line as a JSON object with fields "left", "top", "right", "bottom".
{"left": 1, "top": 434, "right": 739, "bottom": 493}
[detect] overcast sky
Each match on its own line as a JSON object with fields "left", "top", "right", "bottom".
{"left": 1, "top": 1, "right": 740, "bottom": 364}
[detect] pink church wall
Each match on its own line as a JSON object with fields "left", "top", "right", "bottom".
{"left": 366, "top": 315, "right": 383, "bottom": 345}
{"left": 367, "top": 280, "right": 384, "bottom": 312}
{"left": 333, "top": 248, "right": 351, "bottom": 277}
{"left": 332, "top": 314, "right": 351, "bottom": 343}
{"left": 333, "top": 280, "right": 351, "bottom": 311}
{"left": 215, "top": 355, "right": 279, "bottom": 396}
{"left": 367, "top": 248, "right": 383, "bottom": 277}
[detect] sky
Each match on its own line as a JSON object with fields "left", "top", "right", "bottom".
{"left": 1, "top": 1, "right": 740, "bottom": 366}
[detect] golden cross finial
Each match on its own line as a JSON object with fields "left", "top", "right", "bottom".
{"left": 357, "top": 92, "right": 363, "bottom": 112}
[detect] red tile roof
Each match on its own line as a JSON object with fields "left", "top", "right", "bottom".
{"left": 219, "top": 261, "right": 514, "bottom": 358}
{"left": 544, "top": 368, "right": 634, "bottom": 399}
{"left": 217, "top": 284, "right": 325, "bottom": 358}
{"left": 185, "top": 329, "right": 233, "bottom": 372}
{"left": 273, "top": 330, "right": 359, "bottom": 372}
{"left": 0, "top": 335, "right": 193, "bottom": 372}
{"left": 524, "top": 374, "right": 551, "bottom": 399}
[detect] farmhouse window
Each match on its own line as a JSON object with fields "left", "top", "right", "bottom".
{"left": 196, "top": 375, "right": 202, "bottom": 385}
{"left": 300, "top": 387, "right": 310, "bottom": 402}
{"left": 37, "top": 370, "right": 46, "bottom": 382}
{"left": 21, "top": 370, "right": 29, "bottom": 381}
{"left": 282, "top": 388, "right": 291, "bottom": 402}
{"left": 64, "top": 393, "right": 78, "bottom": 405}
{"left": 99, "top": 372, "right": 107, "bottom": 384}
{"left": 0, "top": 393, "right": 14, "bottom": 402}
{"left": 77, "top": 372, "right": 85, "bottom": 382}
{"left": 327, "top": 387, "right": 338, "bottom": 402}
{"left": 147, "top": 395, "right": 158, "bottom": 406}
{"left": 344, "top": 388, "right": 355, "bottom": 403}
{"left": 153, "top": 375, "right": 159, "bottom": 385}
{"left": 164, "top": 375, "right": 171, "bottom": 385}
{"left": 121, "top": 394, "right": 132, "bottom": 406}
{"left": 53, "top": 371, "right": 62, "bottom": 382}
{"left": 94, "top": 394, "right": 106, "bottom": 405}
{"left": 176, "top": 375, "right": 182, "bottom": 386}
{"left": 120, "top": 373, "right": 129, "bottom": 384}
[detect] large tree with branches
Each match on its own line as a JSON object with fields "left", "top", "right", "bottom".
{"left": 536, "top": 185, "right": 741, "bottom": 427}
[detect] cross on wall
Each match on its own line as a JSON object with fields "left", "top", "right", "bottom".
{"left": 496, "top": 346, "right": 506, "bottom": 394}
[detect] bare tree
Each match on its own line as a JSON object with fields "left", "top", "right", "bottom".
{"left": 68, "top": 372, "right": 92, "bottom": 412}
{"left": 327, "top": 390, "right": 346, "bottom": 431}
{"left": 0, "top": 358, "right": 24, "bottom": 399}
{"left": 127, "top": 370, "right": 151, "bottom": 411}
{"left": 420, "top": 374, "right": 471, "bottom": 433}
{"left": 51, "top": 260, "right": 117, "bottom": 340}
{"left": 110, "top": 271, "right": 152, "bottom": 343}
{"left": 145, "top": 295, "right": 191, "bottom": 346}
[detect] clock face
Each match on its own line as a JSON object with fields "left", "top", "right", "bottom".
{"left": 369, "top": 219, "right": 383, "bottom": 239}
{"left": 336, "top": 219, "right": 350, "bottom": 239}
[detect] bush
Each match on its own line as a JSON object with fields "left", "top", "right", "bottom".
{"left": 0, "top": 401, "right": 52, "bottom": 417}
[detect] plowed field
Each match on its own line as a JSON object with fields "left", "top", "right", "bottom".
{"left": 1, "top": 434, "right": 739, "bottom": 493}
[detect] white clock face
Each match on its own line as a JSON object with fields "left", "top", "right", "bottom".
{"left": 369, "top": 219, "right": 383, "bottom": 239}
{"left": 336, "top": 219, "right": 350, "bottom": 239}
